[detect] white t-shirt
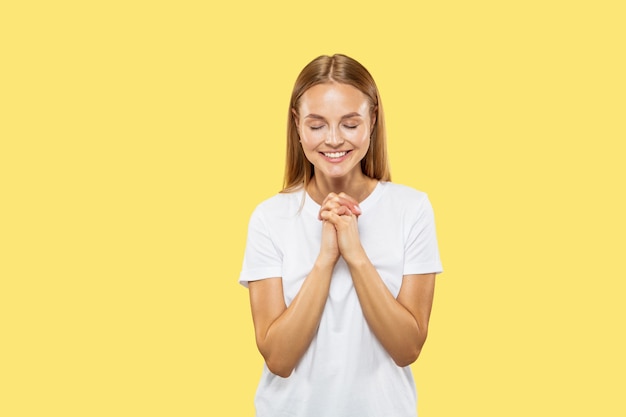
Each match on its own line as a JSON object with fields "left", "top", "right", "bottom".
{"left": 239, "top": 181, "right": 443, "bottom": 417}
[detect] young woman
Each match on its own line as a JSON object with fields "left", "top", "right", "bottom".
{"left": 239, "top": 54, "right": 443, "bottom": 417}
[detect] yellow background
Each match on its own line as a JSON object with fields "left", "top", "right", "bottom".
{"left": 1, "top": 1, "right": 624, "bottom": 416}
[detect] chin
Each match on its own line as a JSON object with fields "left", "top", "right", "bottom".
{"left": 319, "top": 167, "right": 359, "bottom": 180}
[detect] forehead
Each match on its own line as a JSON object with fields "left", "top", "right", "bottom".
{"left": 298, "top": 82, "right": 370, "bottom": 115}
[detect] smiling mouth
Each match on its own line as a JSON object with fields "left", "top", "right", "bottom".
{"left": 322, "top": 151, "right": 350, "bottom": 159}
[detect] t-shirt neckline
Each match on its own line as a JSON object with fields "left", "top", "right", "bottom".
{"left": 303, "top": 181, "right": 385, "bottom": 216}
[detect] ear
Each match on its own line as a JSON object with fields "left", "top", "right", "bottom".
{"left": 291, "top": 108, "right": 300, "bottom": 129}
{"left": 370, "top": 106, "right": 378, "bottom": 131}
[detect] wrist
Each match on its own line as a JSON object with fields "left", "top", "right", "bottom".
{"left": 342, "top": 246, "right": 368, "bottom": 267}
{"left": 314, "top": 254, "right": 338, "bottom": 271}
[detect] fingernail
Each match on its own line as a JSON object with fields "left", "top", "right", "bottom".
{"left": 354, "top": 205, "right": 362, "bottom": 214}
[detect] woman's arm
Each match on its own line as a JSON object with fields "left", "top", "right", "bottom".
{"left": 320, "top": 195, "right": 436, "bottom": 367}
{"left": 248, "top": 221, "right": 339, "bottom": 378}
{"left": 349, "top": 262, "right": 436, "bottom": 367}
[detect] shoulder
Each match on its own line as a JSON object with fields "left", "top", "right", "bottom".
{"left": 375, "top": 182, "right": 435, "bottom": 224}
{"left": 379, "top": 182, "right": 430, "bottom": 205}
{"left": 250, "top": 189, "right": 305, "bottom": 220}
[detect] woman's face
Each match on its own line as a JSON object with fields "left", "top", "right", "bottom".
{"left": 295, "top": 82, "right": 374, "bottom": 181}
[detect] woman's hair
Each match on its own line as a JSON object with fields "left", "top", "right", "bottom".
{"left": 282, "top": 54, "right": 391, "bottom": 192}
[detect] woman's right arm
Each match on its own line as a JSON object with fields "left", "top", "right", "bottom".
{"left": 248, "top": 221, "right": 338, "bottom": 378}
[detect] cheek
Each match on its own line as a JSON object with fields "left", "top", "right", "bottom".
{"left": 345, "top": 127, "right": 370, "bottom": 145}
{"left": 356, "top": 130, "right": 372, "bottom": 153}
{"left": 298, "top": 136, "right": 316, "bottom": 158}
{"left": 299, "top": 139, "right": 320, "bottom": 164}
{"left": 299, "top": 130, "right": 324, "bottom": 149}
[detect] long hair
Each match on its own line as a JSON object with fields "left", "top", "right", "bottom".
{"left": 282, "top": 54, "right": 391, "bottom": 193}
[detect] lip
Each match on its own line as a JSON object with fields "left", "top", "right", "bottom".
{"left": 319, "top": 150, "right": 352, "bottom": 162}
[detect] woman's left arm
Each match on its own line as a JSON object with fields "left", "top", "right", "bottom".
{"left": 350, "top": 259, "right": 435, "bottom": 367}
{"left": 320, "top": 198, "right": 436, "bottom": 367}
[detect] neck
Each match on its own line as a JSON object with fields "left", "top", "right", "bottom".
{"left": 308, "top": 172, "right": 377, "bottom": 204}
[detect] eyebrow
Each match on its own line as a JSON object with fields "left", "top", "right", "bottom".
{"left": 304, "top": 112, "right": 363, "bottom": 120}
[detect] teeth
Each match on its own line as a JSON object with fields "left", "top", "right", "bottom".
{"left": 324, "top": 151, "right": 347, "bottom": 158}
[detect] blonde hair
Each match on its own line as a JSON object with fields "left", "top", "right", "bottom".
{"left": 282, "top": 54, "right": 391, "bottom": 193}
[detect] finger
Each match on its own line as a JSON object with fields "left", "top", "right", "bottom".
{"left": 320, "top": 192, "right": 361, "bottom": 218}
{"left": 323, "top": 206, "right": 354, "bottom": 224}
{"left": 321, "top": 192, "right": 338, "bottom": 207}
{"left": 320, "top": 209, "right": 342, "bottom": 225}
{"left": 318, "top": 200, "right": 341, "bottom": 220}
{"left": 338, "top": 192, "right": 358, "bottom": 203}
{"left": 322, "top": 192, "right": 356, "bottom": 209}
{"left": 335, "top": 194, "right": 361, "bottom": 216}
{"left": 333, "top": 205, "right": 352, "bottom": 216}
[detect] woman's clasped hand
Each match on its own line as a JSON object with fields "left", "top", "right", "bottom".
{"left": 318, "top": 192, "right": 364, "bottom": 264}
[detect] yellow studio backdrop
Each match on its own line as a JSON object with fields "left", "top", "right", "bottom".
{"left": 1, "top": 1, "right": 624, "bottom": 416}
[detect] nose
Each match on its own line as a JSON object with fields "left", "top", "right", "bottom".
{"left": 324, "top": 127, "right": 344, "bottom": 147}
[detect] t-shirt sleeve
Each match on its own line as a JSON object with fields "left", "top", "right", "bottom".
{"left": 239, "top": 206, "right": 283, "bottom": 288}
{"left": 403, "top": 194, "right": 443, "bottom": 276}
